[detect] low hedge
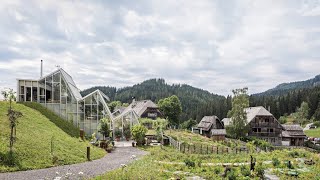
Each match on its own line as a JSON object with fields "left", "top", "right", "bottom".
{"left": 19, "top": 102, "right": 80, "bottom": 137}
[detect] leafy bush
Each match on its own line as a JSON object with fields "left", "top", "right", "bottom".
{"left": 227, "top": 168, "right": 237, "bottom": 180}
{"left": 184, "top": 158, "right": 195, "bottom": 167}
{"left": 214, "top": 167, "right": 221, "bottom": 174}
{"left": 131, "top": 124, "right": 147, "bottom": 145}
{"left": 288, "top": 150, "right": 300, "bottom": 158}
{"left": 240, "top": 165, "right": 250, "bottom": 177}
{"left": 98, "top": 118, "right": 111, "bottom": 140}
{"left": 114, "top": 128, "right": 122, "bottom": 138}
{"left": 123, "top": 126, "right": 131, "bottom": 139}
{"left": 255, "top": 162, "right": 265, "bottom": 178}
{"left": 19, "top": 102, "right": 79, "bottom": 137}
{"left": 272, "top": 157, "right": 281, "bottom": 167}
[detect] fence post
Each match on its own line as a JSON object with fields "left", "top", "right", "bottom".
{"left": 194, "top": 144, "right": 196, "bottom": 154}
{"left": 207, "top": 145, "right": 209, "bottom": 154}
{"left": 201, "top": 144, "right": 202, "bottom": 154}
{"left": 227, "top": 147, "right": 228, "bottom": 153}
{"left": 217, "top": 146, "right": 219, "bottom": 154}
{"left": 236, "top": 148, "right": 237, "bottom": 154}
{"left": 87, "top": 146, "right": 90, "bottom": 161}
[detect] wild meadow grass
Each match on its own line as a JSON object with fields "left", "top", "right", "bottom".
{"left": 97, "top": 131, "right": 320, "bottom": 179}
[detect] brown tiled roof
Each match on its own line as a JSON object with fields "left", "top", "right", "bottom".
{"left": 281, "top": 124, "right": 306, "bottom": 137}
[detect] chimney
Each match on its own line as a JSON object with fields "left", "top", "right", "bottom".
{"left": 40, "top": 60, "right": 43, "bottom": 78}
{"left": 268, "top": 106, "right": 271, "bottom": 112}
{"left": 132, "top": 96, "right": 136, "bottom": 103}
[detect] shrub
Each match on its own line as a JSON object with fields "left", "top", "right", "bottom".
{"left": 98, "top": 118, "right": 111, "bottom": 140}
{"left": 255, "top": 162, "right": 265, "bottom": 178}
{"left": 227, "top": 168, "right": 237, "bottom": 180}
{"left": 288, "top": 150, "right": 299, "bottom": 158}
{"left": 240, "top": 165, "right": 251, "bottom": 177}
{"left": 123, "top": 126, "right": 131, "bottom": 139}
{"left": 114, "top": 129, "right": 122, "bottom": 138}
{"left": 131, "top": 124, "right": 147, "bottom": 145}
{"left": 272, "top": 157, "right": 281, "bottom": 167}
{"left": 214, "top": 167, "right": 221, "bottom": 174}
{"left": 184, "top": 158, "right": 195, "bottom": 167}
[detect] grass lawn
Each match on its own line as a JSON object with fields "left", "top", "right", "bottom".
{"left": 305, "top": 128, "right": 320, "bottom": 137}
{"left": 96, "top": 130, "right": 320, "bottom": 179}
{"left": 0, "top": 101, "right": 105, "bottom": 172}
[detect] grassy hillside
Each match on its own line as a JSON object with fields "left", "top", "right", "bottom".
{"left": 0, "top": 101, "right": 105, "bottom": 172}
{"left": 20, "top": 102, "right": 79, "bottom": 138}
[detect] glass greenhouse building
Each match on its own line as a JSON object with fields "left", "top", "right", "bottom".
{"left": 17, "top": 68, "right": 114, "bottom": 136}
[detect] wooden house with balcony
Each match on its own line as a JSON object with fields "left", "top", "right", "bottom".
{"left": 246, "top": 106, "right": 283, "bottom": 145}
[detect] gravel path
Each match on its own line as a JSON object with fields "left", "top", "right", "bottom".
{"left": 0, "top": 147, "right": 148, "bottom": 180}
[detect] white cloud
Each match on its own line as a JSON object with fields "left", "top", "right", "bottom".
{"left": 0, "top": 0, "right": 320, "bottom": 99}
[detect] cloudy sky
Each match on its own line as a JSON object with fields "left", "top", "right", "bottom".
{"left": 1, "top": 0, "right": 320, "bottom": 98}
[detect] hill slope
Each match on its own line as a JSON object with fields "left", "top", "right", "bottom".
{"left": 255, "top": 74, "right": 320, "bottom": 96}
{"left": 81, "top": 78, "right": 231, "bottom": 120}
{"left": 0, "top": 101, "right": 105, "bottom": 172}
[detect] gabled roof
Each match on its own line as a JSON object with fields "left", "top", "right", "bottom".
{"left": 197, "top": 116, "right": 222, "bottom": 131}
{"left": 222, "top": 106, "right": 276, "bottom": 125}
{"left": 245, "top": 106, "right": 273, "bottom": 123}
{"left": 117, "top": 100, "right": 159, "bottom": 118}
{"left": 282, "top": 124, "right": 303, "bottom": 131}
{"left": 39, "top": 68, "right": 82, "bottom": 101}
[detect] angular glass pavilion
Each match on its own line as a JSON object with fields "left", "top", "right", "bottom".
{"left": 17, "top": 68, "right": 113, "bottom": 136}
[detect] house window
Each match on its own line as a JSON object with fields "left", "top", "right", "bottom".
{"left": 257, "top": 128, "right": 261, "bottom": 132}
{"left": 268, "top": 128, "right": 274, "bottom": 133}
{"left": 265, "top": 118, "right": 269, "bottom": 123}
{"left": 253, "top": 128, "right": 257, "bottom": 132}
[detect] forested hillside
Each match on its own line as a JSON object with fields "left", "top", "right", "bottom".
{"left": 250, "top": 86, "right": 320, "bottom": 120}
{"left": 255, "top": 74, "right": 320, "bottom": 96}
{"left": 82, "top": 76, "right": 320, "bottom": 123}
{"left": 81, "top": 79, "right": 231, "bottom": 121}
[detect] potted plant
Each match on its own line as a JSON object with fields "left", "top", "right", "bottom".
{"left": 115, "top": 129, "right": 122, "bottom": 141}
{"left": 131, "top": 124, "right": 147, "bottom": 146}
{"left": 98, "top": 118, "right": 111, "bottom": 141}
{"left": 124, "top": 126, "right": 131, "bottom": 141}
{"left": 106, "top": 146, "right": 113, "bottom": 153}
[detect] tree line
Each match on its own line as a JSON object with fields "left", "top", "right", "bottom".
{"left": 81, "top": 78, "right": 320, "bottom": 123}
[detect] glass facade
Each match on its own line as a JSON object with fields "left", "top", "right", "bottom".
{"left": 17, "top": 68, "right": 113, "bottom": 137}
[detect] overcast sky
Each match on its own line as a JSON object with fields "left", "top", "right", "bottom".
{"left": 1, "top": 0, "right": 320, "bottom": 98}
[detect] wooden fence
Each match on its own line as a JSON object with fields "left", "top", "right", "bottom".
{"left": 167, "top": 136, "right": 262, "bottom": 155}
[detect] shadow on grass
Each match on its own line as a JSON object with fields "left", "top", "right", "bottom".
{"left": 0, "top": 151, "right": 22, "bottom": 169}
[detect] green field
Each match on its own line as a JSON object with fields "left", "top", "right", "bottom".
{"left": 305, "top": 128, "right": 320, "bottom": 137}
{"left": 0, "top": 101, "right": 105, "bottom": 172}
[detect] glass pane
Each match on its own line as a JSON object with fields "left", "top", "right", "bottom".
{"left": 61, "top": 78, "right": 67, "bottom": 97}
{"left": 53, "top": 83, "right": 60, "bottom": 103}
{"left": 53, "top": 72, "right": 60, "bottom": 82}
{"left": 20, "top": 86, "right": 25, "bottom": 94}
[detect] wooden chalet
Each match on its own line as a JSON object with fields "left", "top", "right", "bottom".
{"left": 281, "top": 124, "right": 306, "bottom": 146}
{"left": 246, "top": 106, "right": 283, "bottom": 145}
{"left": 122, "top": 100, "right": 163, "bottom": 120}
{"left": 196, "top": 116, "right": 226, "bottom": 140}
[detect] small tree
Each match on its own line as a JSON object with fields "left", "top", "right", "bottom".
{"left": 1, "top": 89, "right": 22, "bottom": 164}
{"left": 227, "top": 87, "right": 249, "bottom": 139}
{"left": 158, "top": 95, "right": 182, "bottom": 126}
{"left": 295, "top": 101, "right": 310, "bottom": 125}
{"left": 131, "top": 124, "right": 147, "bottom": 145}
{"left": 98, "top": 118, "right": 111, "bottom": 140}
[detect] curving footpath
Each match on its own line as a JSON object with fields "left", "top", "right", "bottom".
{"left": 0, "top": 147, "right": 148, "bottom": 180}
